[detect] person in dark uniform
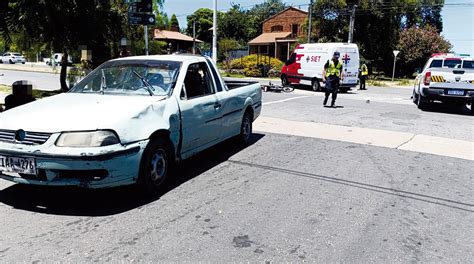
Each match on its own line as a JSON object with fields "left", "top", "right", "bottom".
{"left": 322, "top": 52, "right": 343, "bottom": 107}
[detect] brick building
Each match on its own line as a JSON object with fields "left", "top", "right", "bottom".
{"left": 248, "top": 7, "right": 308, "bottom": 61}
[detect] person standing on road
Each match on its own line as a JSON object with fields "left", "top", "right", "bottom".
{"left": 323, "top": 51, "right": 343, "bottom": 107}
{"left": 359, "top": 63, "right": 368, "bottom": 90}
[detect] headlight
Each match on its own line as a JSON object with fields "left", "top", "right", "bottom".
{"left": 55, "top": 130, "right": 120, "bottom": 147}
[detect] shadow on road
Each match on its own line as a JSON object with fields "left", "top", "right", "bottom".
{"left": 0, "top": 134, "right": 265, "bottom": 217}
{"left": 420, "top": 102, "right": 472, "bottom": 116}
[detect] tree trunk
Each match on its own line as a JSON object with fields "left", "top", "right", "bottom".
{"left": 60, "top": 49, "right": 69, "bottom": 92}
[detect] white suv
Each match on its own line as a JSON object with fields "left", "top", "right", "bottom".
{"left": 1, "top": 52, "right": 26, "bottom": 64}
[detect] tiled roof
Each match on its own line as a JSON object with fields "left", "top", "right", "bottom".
{"left": 248, "top": 32, "right": 292, "bottom": 44}
{"left": 154, "top": 30, "right": 203, "bottom": 43}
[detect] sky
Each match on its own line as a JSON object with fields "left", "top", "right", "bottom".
{"left": 162, "top": 0, "right": 474, "bottom": 55}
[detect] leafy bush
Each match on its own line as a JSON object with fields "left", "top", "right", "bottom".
{"left": 229, "top": 54, "right": 283, "bottom": 77}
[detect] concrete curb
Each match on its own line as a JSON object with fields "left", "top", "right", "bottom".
{"left": 0, "top": 64, "right": 61, "bottom": 74}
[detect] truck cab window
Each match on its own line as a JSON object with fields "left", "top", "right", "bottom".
{"left": 429, "top": 59, "right": 442, "bottom": 68}
{"left": 184, "top": 62, "right": 215, "bottom": 99}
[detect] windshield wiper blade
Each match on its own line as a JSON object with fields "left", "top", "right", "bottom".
{"left": 100, "top": 69, "right": 107, "bottom": 94}
{"left": 132, "top": 70, "right": 155, "bottom": 96}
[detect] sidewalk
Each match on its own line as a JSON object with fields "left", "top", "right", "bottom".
{"left": 0, "top": 62, "right": 64, "bottom": 74}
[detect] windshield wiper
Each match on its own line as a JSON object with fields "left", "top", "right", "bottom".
{"left": 132, "top": 70, "right": 155, "bottom": 96}
{"left": 100, "top": 69, "right": 107, "bottom": 94}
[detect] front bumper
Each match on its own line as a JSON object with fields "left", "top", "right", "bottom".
{"left": 0, "top": 140, "right": 148, "bottom": 189}
{"left": 422, "top": 87, "right": 474, "bottom": 103}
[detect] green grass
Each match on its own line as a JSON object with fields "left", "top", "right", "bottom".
{"left": 0, "top": 85, "right": 61, "bottom": 99}
{"left": 367, "top": 80, "right": 388, "bottom": 87}
{"left": 223, "top": 72, "right": 247, "bottom": 78}
{"left": 0, "top": 85, "right": 10, "bottom": 93}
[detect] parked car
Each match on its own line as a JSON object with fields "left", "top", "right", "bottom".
{"left": 44, "top": 53, "right": 73, "bottom": 66}
{"left": 1, "top": 52, "right": 26, "bottom": 64}
{"left": 281, "top": 42, "right": 360, "bottom": 92}
{"left": 0, "top": 55, "right": 262, "bottom": 195}
{"left": 413, "top": 54, "right": 474, "bottom": 114}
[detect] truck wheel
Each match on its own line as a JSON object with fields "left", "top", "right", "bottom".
{"left": 417, "top": 93, "right": 428, "bottom": 110}
{"left": 238, "top": 111, "right": 253, "bottom": 145}
{"left": 137, "top": 138, "right": 173, "bottom": 197}
{"left": 312, "top": 79, "right": 320, "bottom": 91}
{"left": 281, "top": 75, "right": 289, "bottom": 86}
{"left": 470, "top": 104, "right": 474, "bottom": 115}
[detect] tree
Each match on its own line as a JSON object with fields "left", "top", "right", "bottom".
{"left": 1, "top": 0, "right": 166, "bottom": 92}
{"left": 247, "top": 0, "right": 287, "bottom": 39}
{"left": 219, "top": 4, "right": 250, "bottom": 42}
{"left": 186, "top": 8, "right": 222, "bottom": 44}
{"left": 218, "top": 38, "right": 241, "bottom": 66}
{"left": 397, "top": 25, "right": 451, "bottom": 75}
{"left": 170, "top": 14, "right": 179, "bottom": 31}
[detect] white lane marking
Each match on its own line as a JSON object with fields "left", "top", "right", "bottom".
{"left": 254, "top": 116, "right": 474, "bottom": 161}
{"left": 263, "top": 96, "right": 313, "bottom": 105}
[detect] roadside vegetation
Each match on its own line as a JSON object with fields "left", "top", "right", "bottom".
{"left": 0, "top": 85, "right": 60, "bottom": 99}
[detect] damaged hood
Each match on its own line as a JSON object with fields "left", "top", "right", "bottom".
{"left": 0, "top": 93, "right": 167, "bottom": 134}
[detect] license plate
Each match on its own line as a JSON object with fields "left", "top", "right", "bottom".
{"left": 0, "top": 155, "right": 36, "bottom": 175}
{"left": 447, "top": 90, "right": 464, "bottom": 95}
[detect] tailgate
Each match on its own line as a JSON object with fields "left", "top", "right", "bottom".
{"left": 429, "top": 68, "right": 474, "bottom": 89}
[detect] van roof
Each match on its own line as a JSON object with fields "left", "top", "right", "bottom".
{"left": 297, "top": 43, "right": 358, "bottom": 49}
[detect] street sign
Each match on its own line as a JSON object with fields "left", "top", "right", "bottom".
{"left": 393, "top": 50, "right": 400, "bottom": 57}
{"left": 129, "top": 0, "right": 152, "bottom": 13}
{"left": 128, "top": 12, "right": 155, "bottom": 25}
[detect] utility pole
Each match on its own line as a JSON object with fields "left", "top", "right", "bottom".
{"left": 348, "top": 5, "right": 357, "bottom": 43}
{"left": 144, "top": 25, "right": 149, "bottom": 55}
{"left": 212, "top": 0, "right": 217, "bottom": 62}
{"left": 307, "top": 0, "right": 313, "bottom": 43}
{"left": 193, "top": 20, "right": 196, "bottom": 54}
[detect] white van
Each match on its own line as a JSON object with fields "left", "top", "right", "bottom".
{"left": 281, "top": 43, "right": 360, "bottom": 92}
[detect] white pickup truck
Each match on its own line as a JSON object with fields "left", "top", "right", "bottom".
{"left": 413, "top": 55, "right": 474, "bottom": 114}
{"left": 0, "top": 54, "right": 262, "bottom": 196}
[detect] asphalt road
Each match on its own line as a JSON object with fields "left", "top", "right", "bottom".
{"left": 0, "top": 84, "right": 473, "bottom": 262}
{"left": 0, "top": 69, "right": 61, "bottom": 91}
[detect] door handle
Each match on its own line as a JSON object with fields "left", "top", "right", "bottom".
{"left": 214, "top": 103, "right": 221, "bottom": 109}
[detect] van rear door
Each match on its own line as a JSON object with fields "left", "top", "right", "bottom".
{"left": 336, "top": 47, "right": 360, "bottom": 87}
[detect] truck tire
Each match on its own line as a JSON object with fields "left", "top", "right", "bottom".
{"left": 137, "top": 138, "right": 173, "bottom": 197}
{"left": 412, "top": 89, "right": 418, "bottom": 104}
{"left": 281, "top": 75, "right": 289, "bottom": 86}
{"left": 470, "top": 104, "right": 474, "bottom": 115}
{"left": 417, "top": 93, "right": 428, "bottom": 110}
{"left": 238, "top": 111, "right": 253, "bottom": 145}
{"left": 312, "top": 79, "right": 320, "bottom": 91}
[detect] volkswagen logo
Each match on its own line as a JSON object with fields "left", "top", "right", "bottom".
{"left": 14, "top": 129, "right": 26, "bottom": 142}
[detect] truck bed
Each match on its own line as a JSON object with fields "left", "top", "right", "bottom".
{"left": 223, "top": 79, "right": 259, "bottom": 90}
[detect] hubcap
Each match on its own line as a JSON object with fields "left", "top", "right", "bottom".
{"left": 242, "top": 117, "right": 251, "bottom": 140}
{"left": 150, "top": 149, "right": 167, "bottom": 185}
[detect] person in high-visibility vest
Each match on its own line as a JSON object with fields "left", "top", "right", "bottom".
{"left": 322, "top": 51, "right": 343, "bottom": 107}
{"left": 359, "top": 63, "right": 369, "bottom": 90}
